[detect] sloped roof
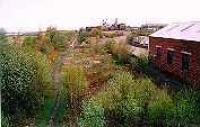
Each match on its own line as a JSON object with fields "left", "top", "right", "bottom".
{"left": 150, "top": 21, "right": 200, "bottom": 42}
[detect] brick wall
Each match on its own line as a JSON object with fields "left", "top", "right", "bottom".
{"left": 149, "top": 36, "right": 200, "bottom": 86}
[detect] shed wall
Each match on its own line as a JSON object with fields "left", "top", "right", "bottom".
{"left": 149, "top": 36, "right": 200, "bottom": 86}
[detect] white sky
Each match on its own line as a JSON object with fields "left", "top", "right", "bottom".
{"left": 0, "top": 0, "right": 200, "bottom": 32}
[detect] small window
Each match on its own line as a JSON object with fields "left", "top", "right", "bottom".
{"left": 167, "top": 51, "right": 174, "bottom": 64}
{"left": 156, "top": 47, "right": 162, "bottom": 59}
{"left": 182, "top": 53, "right": 190, "bottom": 71}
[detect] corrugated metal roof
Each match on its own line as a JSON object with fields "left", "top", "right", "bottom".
{"left": 150, "top": 21, "right": 200, "bottom": 42}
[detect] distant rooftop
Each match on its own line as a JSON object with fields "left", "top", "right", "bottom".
{"left": 150, "top": 21, "right": 200, "bottom": 42}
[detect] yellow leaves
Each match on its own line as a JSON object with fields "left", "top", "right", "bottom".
{"left": 48, "top": 49, "right": 59, "bottom": 64}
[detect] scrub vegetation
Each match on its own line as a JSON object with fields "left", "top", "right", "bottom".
{"left": 1, "top": 27, "right": 199, "bottom": 127}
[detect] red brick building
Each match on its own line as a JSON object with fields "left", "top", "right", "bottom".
{"left": 149, "top": 22, "right": 200, "bottom": 86}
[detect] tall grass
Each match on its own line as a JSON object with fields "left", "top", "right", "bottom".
{"left": 148, "top": 89, "right": 175, "bottom": 126}
{"left": 61, "top": 65, "right": 88, "bottom": 120}
{"left": 171, "top": 89, "right": 200, "bottom": 126}
{"left": 62, "top": 65, "right": 87, "bottom": 99}
{"left": 105, "top": 40, "right": 131, "bottom": 65}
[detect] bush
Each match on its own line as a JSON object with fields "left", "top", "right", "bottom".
{"left": 46, "top": 27, "right": 69, "bottom": 50}
{"left": 78, "top": 30, "right": 88, "bottom": 44}
{"left": 89, "top": 43, "right": 107, "bottom": 55}
{"left": 22, "top": 47, "right": 54, "bottom": 95}
{"left": 92, "top": 71, "right": 157, "bottom": 126}
{"left": 62, "top": 65, "right": 87, "bottom": 100}
{"left": 126, "top": 34, "right": 135, "bottom": 45}
{"left": 110, "top": 43, "right": 130, "bottom": 64}
{"left": 129, "top": 55, "right": 149, "bottom": 71}
{"left": 36, "top": 32, "right": 54, "bottom": 55}
{"left": 0, "top": 46, "right": 53, "bottom": 124}
{"left": 103, "top": 31, "right": 123, "bottom": 38}
{"left": 78, "top": 100, "right": 105, "bottom": 127}
{"left": 1, "top": 111, "right": 10, "bottom": 127}
{"left": 148, "top": 89, "right": 175, "bottom": 126}
{"left": 0, "top": 35, "right": 8, "bottom": 46}
{"left": 35, "top": 97, "right": 55, "bottom": 126}
{"left": 104, "top": 39, "right": 116, "bottom": 53}
{"left": 126, "top": 31, "right": 139, "bottom": 44}
{"left": 89, "top": 28, "right": 103, "bottom": 38}
{"left": 171, "top": 89, "right": 200, "bottom": 126}
{"left": 148, "top": 89, "right": 200, "bottom": 126}
{"left": 92, "top": 71, "right": 135, "bottom": 110}
{"left": 22, "top": 36, "right": 37, "bottom": 49}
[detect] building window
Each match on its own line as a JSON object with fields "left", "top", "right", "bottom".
{"left": 182, "top": 53, "right": 190, "bottom": 71}
{"left": 167, "top": 50, "right": 174, "bottom": 64}
{"left": 156, "top": 47, "right": 162, "bottom": 59}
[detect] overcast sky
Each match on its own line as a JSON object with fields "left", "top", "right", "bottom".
{"left": 0, "top": 0, "right": 200, "bottom": 32}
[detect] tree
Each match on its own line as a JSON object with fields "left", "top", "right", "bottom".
{"left": 46, "top": 26, "right": 57, "bottom": 45}
{"left": 46, "top": 26, "right": 67, "bottom": 50}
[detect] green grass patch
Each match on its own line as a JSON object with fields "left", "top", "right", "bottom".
{"left": 35, "top": 97, "right": 55, "bottom": 127}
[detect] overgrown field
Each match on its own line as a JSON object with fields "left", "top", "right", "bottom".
{"left": 1, "top": 28, "right": 200, "bottom": 127}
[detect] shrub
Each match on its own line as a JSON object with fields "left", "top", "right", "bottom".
{"left": 126, "top": 34, "right": 134, "bottom": 45}
{"left": 78, "top": 30, "right": 88, "bottom": 44}
{"left": 148, "top": 89, "right": 175, "bottom": 126}
{"left": 46, "top": 27, "right": 69, "bottom": 50}
{"left": 61, "top": 66, "right": 88, "bottom": 126}
{"left": 111, "top": 43, "right": 130, "bottom": 64}
{"left": 89, "top": 43, "right": 107, "bottom": 55}
{"left": 91, "top": 70, "right": 174, "bottom": 126}
{"left": 47, "top": 49, "right": 59, "bottom": 64}
{"left": 0, "top": 35, "right": 8, "bottom": 46}
{"left": 137, "top": 55, "right": 149, "bottom": 69}
{"left": 126, "top": 32, "right": 139, "bottom": 45}
{"left": 41, "top": 42, "right": 54, "bottom": 55}
{"left": 35, "top": 97, "right": 55, "bottom": 126}
{"left": 62, "top": 65, "right": 87, "bottom": 100}
{"left": 36, "top": 32, "right": 54, "bottom": 55}
{"left": 89, "top": 28, "right": 103, "bottom": 38}
{"left": 22, "top": 47, "right": 53, "bottom": 95}
{"left": 0, "top": 46, "right": 53, "bottom": 124}
{"left": 104, "top": 39, "right": 116, "bottom": 53}
{"left": 60, "top": 30, "right": 76, "bottom": 42}
{"left": 1, "top": 111, "right": 10, "bottom": 127}
{"left": 78, "top": 100, "right": 105, "bottom": 127}
{"left": 22, "top": 36, "right": 36, "bottom": 49}
{"left": 171, "top": 89, "right": 200, "bottom": 126}
{"left": 129, "top": 55, "right": 149, "bottom": 71}
{"left": 103, "top": 31, "right": 122, "bottom": 38}
{"left": 128, "top": 78, "right": 157, "bottom": 106}
{"left": 53, "top": 32, "right": 67, "bottom": 50}
{"left": 92, "top": 71, "right": 135, "bottom": 110}
{"left": 92, "top": 71, "right": 157, "bottom": 126}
